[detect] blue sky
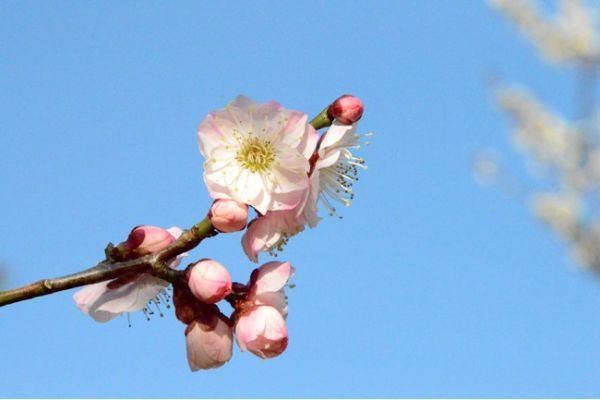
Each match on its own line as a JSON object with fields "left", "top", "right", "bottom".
{"left": 1, "top": 1, "right": 600, "bottom": 397}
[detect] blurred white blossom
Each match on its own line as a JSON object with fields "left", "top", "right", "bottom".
{"left": 495, "top": 86, "right": 590, "bottom": 189}
{"left": 484, "top": 0, "right": 600, "bottom": 274}
{"left": 533, "top": 192, "right": 581, "bottom": 237}
{"left": 491, "top": 0, "right": 600, "bottom": 65}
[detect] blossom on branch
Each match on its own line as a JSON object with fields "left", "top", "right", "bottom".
{"left": 73, "top": 226, "right": 185, "bottom": 322}
{"left": 242, "top": 121, "right": 367, "bottom": 262}
{"left": 0, "top": 93, "right": 370, "bottom": 373}
{"left": 197, "top": 95, "right": 317, "bottom": 215}
{"left": 233, "top": 261, "right": 294, "bottom": 359}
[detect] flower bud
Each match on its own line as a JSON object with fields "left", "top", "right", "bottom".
{"left": 209, "top": 199, "right": 248, "bottom": 233}
{"left": 328, "top": 94, "right": 364, "bottom": 125}
{"left": 186, "top": 316, "right": 233, "bottom": 371}
{"left": 123, "top": 225, "right": 176, "bottom": 256}
{"left": 235, "top": 305, "right": 288, "bottom": 359}
{"left": 187, "top": 259, "right": 232, "bottom": 303}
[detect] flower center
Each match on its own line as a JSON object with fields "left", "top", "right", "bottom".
{"left": 236, "top": 137, "right": 276, "bottom": 173}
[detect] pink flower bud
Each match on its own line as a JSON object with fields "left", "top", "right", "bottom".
{"left": 328, "top": 94, "right": 364, "bottom": 125}
{"left": 187, "top": 259, "right": 232, "bottom": 304}
{"left": 123, "top": 225, "right": 176, "bottom": 256}
{"left": 209, "top": 199, "right": 249, "bottom": 233}
{"left": 186, "top": 316, "right": 233, "bottom": 371}
{"left": 235, "top": 305, "right": 288, "bottom": 359}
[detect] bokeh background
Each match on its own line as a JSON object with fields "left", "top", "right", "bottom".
{"left": 2, "top": 1, "right": 600, "bottom": 397}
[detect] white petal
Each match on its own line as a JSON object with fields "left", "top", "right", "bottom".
{"left": 73, "top": 274, "right": 168, "bottom": 322}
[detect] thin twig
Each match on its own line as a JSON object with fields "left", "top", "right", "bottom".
{"left": 0, "top": 217, "right": 216, "bottom": 308}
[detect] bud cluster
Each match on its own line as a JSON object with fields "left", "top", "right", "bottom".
{"left": 72, "top": 94, "right": 368, "bottom": 372}
{"left": 175, "top": 260, "right": 293, "bottom": 370}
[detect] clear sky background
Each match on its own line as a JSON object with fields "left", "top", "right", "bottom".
{"left": 1, "top": 1, "right": 600, "bottom": 398}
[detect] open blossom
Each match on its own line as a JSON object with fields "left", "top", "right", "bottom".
{"left": 186, "top": 313, "right": 233, "bottom": 371}
{"left": 209, "top": 199, "right": 248, "bottom": 233}
{"left": 73, "top": 227, "right": 185, "bottom": 322}
{"left": 198, "top": 95, "right": 317, "bottom": 214}
{"left": 241, "top": 120, "right": 366, "bottom": 262}
{"left": 234, "top": 261, "right": 293, "bottom": 359}
{"left": 187, "top": 259, "right": 232, "bottom": 304}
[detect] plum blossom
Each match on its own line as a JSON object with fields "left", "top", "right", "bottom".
{"left": 73, "top": 226, "right": 185, "bottom": 322}
{"left": 186, "top": 312, "right": 233, "bottom": 371}
{"left": 234, "top": 261, "right": 293, "bottom": 359}
{"left": 187, "top": 259, "right": 232, "bottom": 304}
{"left": 242, "top": 121, "right": 366, "bottom": 262}
{"left": 197, "top": 95, "right": 317, "bottom": 214}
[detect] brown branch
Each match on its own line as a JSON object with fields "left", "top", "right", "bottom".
{"left": 0, "top": 217, "right": 217, "bottom": 308}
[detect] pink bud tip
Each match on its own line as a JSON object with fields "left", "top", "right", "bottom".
{"left": 209, "top": 199, "right": 249, "bottom": 233}
{"left": 235, "top": 305, "right": 288, "bottom": 359}
{"left": 124, "top": 225, "right": 175, "bottom": 256}
{"left": 187, "top": 259, "right": 232, "bottom": 304}
{"left": 328, "top": 94, "right": 364, "bottom": 125}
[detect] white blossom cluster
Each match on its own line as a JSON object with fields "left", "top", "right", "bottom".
{"left": 481, "top": 0, "right": 600, "bottom": 272}
{"left": 491, "top": 0, "right": 600, "bottom": 65}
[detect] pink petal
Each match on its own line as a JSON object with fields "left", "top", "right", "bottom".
{"left": 252, "top": 261, "right": 294, "bottom": 295}
{"left": 242, "top": 215, "right": 284, "bottom": 263}
{"left": 253, "top": 290, "right": 289, "bottom": 318}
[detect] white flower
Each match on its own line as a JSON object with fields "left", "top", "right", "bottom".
{"left": 533, "top": 192, "right": 581, "bottom": 237}
{"left": 197, "top": 95, "right": 316, "bottom": 215}
{"left": 496, "top": 86, "right": 582, "bottom": 175}
{"left": 241, "top": 122, "right": 369, "bottom": 262}
{"left": 491, "top": 0, "right": 600, "bottom": 65}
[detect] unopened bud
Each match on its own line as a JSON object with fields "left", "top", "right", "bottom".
{"left": 328, "top": 95, "right": 364, "bottom": 125}
{"left": 235, "top": 305, "right": 288, "bottom": 359}
{"left": 186, "top": 315, "right": 233, "bottom": 371}
{"left": 123, "top": 225, "right": 175, "bottom": 256}
{"left": 187, "top": 259, "right": 232, "bottom": 304}
{"left": 209, "top": 199, "right": 248, "bottom": 233}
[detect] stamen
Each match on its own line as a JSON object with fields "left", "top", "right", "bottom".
{"left": 236, "top": 137, "right": 276, "bottom": 173}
